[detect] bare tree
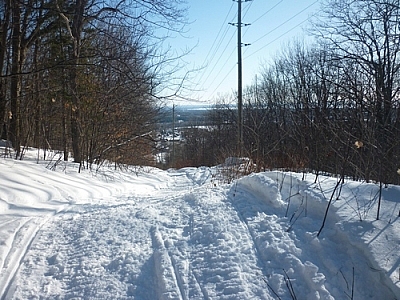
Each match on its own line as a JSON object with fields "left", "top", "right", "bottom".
{"left": 0, "top": 0, "right": 189, "bottom": 170}
{"left": 312, "top": 0, "right": 400, "bottom": 183}
{"left": 53, "top": 0, "right": 187, "bottom": 164}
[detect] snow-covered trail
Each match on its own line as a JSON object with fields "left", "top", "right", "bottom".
{"left": 6, "top": 168, "right": 272, "bottom": 299}
{"left": 1, "top": 158, "right": 399, "bottom": 299}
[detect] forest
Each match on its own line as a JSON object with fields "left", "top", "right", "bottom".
{"left": 0, "top": 0, "right": 187, "bottom": 167}
{"left": 2, "top": 0, "right": 400, "bottom": 185}
{"left": 170, "top": 0, "right": 400, "bottom": 186}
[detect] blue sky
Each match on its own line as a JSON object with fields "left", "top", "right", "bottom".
{"left": 168, "top": 0, "right": 321, "bottom": 104}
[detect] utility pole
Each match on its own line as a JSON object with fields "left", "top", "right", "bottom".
{"left": 237, "top": 0, "right": 243, "bottom": 157}
{"left": 172, "top": 104, "right": 175, "bottom": 167}
{"left": 230, "top": 0, "right": 250, "bottom": 157}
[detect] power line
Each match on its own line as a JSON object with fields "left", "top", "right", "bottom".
{"left": 209, "top": 51, "right": 237, "bottom": 96}
{"left": 198, "top": 6, "right": 240, "bottom": 94}
{"left": 198, "top": 30, "right": 236, "bottom": 93}
{"left": 207, "top": 0, "right": 252, "bottom": 100}
{"left": 244, "top": 9, "right": 318, "bottom": 59}
{"left": 194, "top": 2, "right": 235, "bottom": 86}
{"left": 203, "top": 0, "right": 319, "bottom": 101}
{"left": 250, "top": 0, "right": 318, "bottom": 45}
{"left": 196, "top": 1, "right": 262, "bottom": 103}
{"left": 204, "top": 3, "right": 235, "bottom": 63}
{"left": 251, "top": 0, "right": 284, "bottom": 25}
{"left": 243, "top": 0, "right": 255, "bottom": 19}
{"left": 194, "top": 7, "right": 239, "bottom": 98}
{"left": 243, "top": 0, "right": 284, "bottom": 41}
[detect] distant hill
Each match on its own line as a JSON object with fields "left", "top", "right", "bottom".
{"left": 158, "top": 105, "right": 211, "bottom": 127}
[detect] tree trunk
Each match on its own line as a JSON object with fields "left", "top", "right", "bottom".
{"left": 68, "top": 0, "right": 87, "bottom": 163}
{"left": 0, "top": 0, "right": 10, "bottom": 139}
{"left": 10, "top": 1, "right": 22, "bottom": 156}
{"left": 69, "top": 66, "right": 82, "bottom": 163}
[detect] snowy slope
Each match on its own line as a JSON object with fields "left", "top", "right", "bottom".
{"left": 0, "top": 148, "right": 399, "bottom": 299}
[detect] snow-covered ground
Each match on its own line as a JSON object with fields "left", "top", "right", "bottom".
{"left": 0, "top": 148, "right": 399, "bottom": 299}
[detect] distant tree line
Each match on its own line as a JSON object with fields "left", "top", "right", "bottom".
{"left": 0, "top": 0, "right": 186, "bottom": 166}
{"left": 179, "top": 0, "right": 400, "bottom": 185}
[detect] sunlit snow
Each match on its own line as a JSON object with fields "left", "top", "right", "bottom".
{"left": 0, "top": 147, "right": 399, "bottom": 299}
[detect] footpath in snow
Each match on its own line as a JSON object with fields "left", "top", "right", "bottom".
{"left": 0, "top": 149, "right": 399, "bottom": 299}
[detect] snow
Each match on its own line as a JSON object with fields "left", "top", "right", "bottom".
{"left": 0, "top": 148, "right": 399, "bottom": 299}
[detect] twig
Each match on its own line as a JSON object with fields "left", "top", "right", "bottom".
{"left": 317, "top": 178, "right": 342, "bottom": 237}
{"left": 376, "top": 181, "right": 383, "bottom": 220}
{"left": 351, "top": 267, "right": 354, "bottom": 300}
{"left": 285, "top": 175, "right": 294, "bottom": 217}
{"left": 263, "top": 278, "right": 282, "bottom": 300}
{"left": 283, "top": 269, "right": 297, "bottom": 300}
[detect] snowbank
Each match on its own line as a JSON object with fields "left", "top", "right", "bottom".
{"left": 0, "top": 149, "right": 398, "bottom": 299}
{"left": 236, "top": 172, "right": 285, "bottom": 208}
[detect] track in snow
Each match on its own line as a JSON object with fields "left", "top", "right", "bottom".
{"left": 6, "top": 169, "right": 275, "bottom": 299}
{"left": 0, "top": 216, "right": 51, "bottom": 299}
{"left": 6, "top": 168, "right": 398, "bottom": 299}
